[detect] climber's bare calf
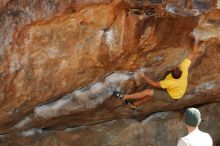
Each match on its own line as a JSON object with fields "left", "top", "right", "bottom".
{"left": 123, "top": 89, "right": 153, "bottom": 106}
{"left": 123, "top": 89, "right": 153, "bottom": 100}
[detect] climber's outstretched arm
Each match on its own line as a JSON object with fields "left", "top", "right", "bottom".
{"left": 188, "top": 37, "right": 199, "bottom": 62}
{"left": 139, "top": 72, "right": 161, "bottom": 88}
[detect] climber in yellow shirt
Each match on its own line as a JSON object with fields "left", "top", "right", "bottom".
{"left": 114, "top": 37, "right": 200, "bottom": 109}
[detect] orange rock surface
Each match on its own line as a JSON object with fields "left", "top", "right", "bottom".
{"left": 0, "top": 0, "right": 220, "bottom": 145}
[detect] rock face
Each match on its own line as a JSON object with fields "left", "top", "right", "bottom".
{"left": 0, "top": 0, "right": 220, "bottom": 145}
{"left": 1, "top": 102, "right": 220, "bottom": 146}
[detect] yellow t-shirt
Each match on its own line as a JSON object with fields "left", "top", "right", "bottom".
{"left": 160, "top": 58, "right": 191, "bottom": 99}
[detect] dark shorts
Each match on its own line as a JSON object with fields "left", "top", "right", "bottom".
{"left": 153, "top": 89, "right": 177, "bottom": 103}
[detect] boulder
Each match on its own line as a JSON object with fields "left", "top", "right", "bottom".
{"left": 0, "top": 0, "right": 219, "bottom": 145}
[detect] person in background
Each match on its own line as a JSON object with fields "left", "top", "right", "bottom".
{"left": 177, "top": 107, "right": 213, "bottom": 146}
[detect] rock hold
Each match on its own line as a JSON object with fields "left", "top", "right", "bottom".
{"left": 166, "top": 3, "right": 200, "bottom": 16}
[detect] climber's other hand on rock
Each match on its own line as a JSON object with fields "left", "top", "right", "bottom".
{"left": 138, "top": 71, "right": 146, "bottom": 78}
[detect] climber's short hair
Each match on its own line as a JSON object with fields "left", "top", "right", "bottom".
{"left": 171, "top": 67, "right": 182, "bottom": 79}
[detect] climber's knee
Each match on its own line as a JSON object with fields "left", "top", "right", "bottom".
{"left": 143, "top": 89, "right": 153, "bottom": 96}
{"left": 152, "top": 89, "right": 176, "bottom": 103}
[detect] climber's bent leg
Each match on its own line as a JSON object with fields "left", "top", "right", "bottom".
{"left": 152, "top": 89, "right": 176, "bottom": 103}
{"left": 123, "top": 89, "right": 153, "bottom": 100}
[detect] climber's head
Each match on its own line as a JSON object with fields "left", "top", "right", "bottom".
{"left": 171, "top": 66, "right": 182, "bottom": 79}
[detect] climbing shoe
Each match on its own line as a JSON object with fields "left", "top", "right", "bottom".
{"left": 125, "top": 100, "right": 137, "bottom": 110}
{"left": 113, "top": 91, "right": 124, "bottom": 100}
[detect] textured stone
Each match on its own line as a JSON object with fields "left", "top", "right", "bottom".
{"left": 0, "top": 0, "right": 220, "bottom": 145}
{"left": 0, "top": 1, "right": 128, "bottom": 131}
{"left": 0, "top": 0, "right": 197, "bottom": 131}
{"left": 0, "top": 102, "right": 219, "bottom": 146}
